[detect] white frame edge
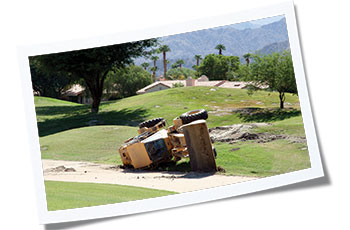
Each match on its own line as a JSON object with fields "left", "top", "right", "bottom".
{"left": 17, "top": 0, "right": 324, "bottom": 224}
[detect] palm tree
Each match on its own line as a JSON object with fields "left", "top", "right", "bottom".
{"left": 194, "top": 55, "right": 202, "bottom": 66}
{"left": 151, "top": 56, "right": 159, "bottom": 68}
{"left": 141, "top": 62, "right": 150, "bottom": 70}
{"left": 243, "top": 53, "right": 251, "bottom": 65}
{"left": 177, "top": 59, "right": 185, "bottom": 69}
{"left": 215, "top": 44, "right": 226, "bottom": 55}
{"left": 149, "top": 66, "right": 158, "bottom": 82}
{"left": 158, "top": 45, "right": 171, "bottom": 79}
{"left": 150, "top": 56, "right": 159, "bottom": 82}
{"left": 171, "top": 63, "right": 178, "bottom": 69}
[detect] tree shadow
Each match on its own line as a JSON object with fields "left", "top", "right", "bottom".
{"left": 237, "top": 107, "right": 301, "bottom": 122}
{"left": 36, "top": 107, "right": 149, "bottom": 137}
{"left": 35, "top": 104, "right": 89, "bottom": 116}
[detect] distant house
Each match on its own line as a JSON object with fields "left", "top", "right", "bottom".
{"left": 136, "top": 75, "right": 248, "bottom": 94}
{"left": 61, "top": 84, "right": 120, "bottom": 104}
{"left": 197, "top": 75, "right": 209, "bottom": 81}
{"left": 61, "top": 84, "right": 91, "bottom": 104}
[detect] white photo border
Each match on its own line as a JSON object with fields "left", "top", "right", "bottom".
{"left": 17, "top": 1, "right": 324, "bottom": 224}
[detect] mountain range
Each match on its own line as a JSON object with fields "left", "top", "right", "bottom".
{"left": 135, "top": 17, "right": 290, "bottom": 72}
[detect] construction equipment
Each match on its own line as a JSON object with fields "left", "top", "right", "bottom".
{"left": 118, "top": 109, "right": 217, "bottom": 172}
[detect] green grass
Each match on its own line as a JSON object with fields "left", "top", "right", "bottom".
{"left": 214, "top": 139, "right": 310, "bottom": 177}
{"left": 252, "top": 116, "right": 306, "bottom": 137}
{"left": 36, "top": 87, "right": 310, "bottom": 177}
{"left": 35, "top": 87, "right": 300, "bottom": 136}
{"left": 34, "top": 96, "right": 79, "bottom": 107}
{"left": 45, "top": 181, "right": 177, "bottom": 211}
{"left": 36, "top": 87, "right": 310, "bottom": 211}
{"left": 156, "top": 124, "right": 310, "bottom": 177}
{"left": 40, "top": 125, "right": 137, "bottom": 164}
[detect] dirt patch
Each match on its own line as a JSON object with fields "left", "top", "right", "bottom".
{"left": 209, "top": 123, "right": 306, "bottom": 144}
{"left": 230, "top": 148, "right": 240, "bottom": 152}
{"left": 208, "top": 106, "right": 235, "bottom": 116}
{"left": 44, "top": 165, "right": 76, "bottom": 173}
{"left": 232, "top": 108, "right": 260, "bottom": 115}
{"left": 209, "top": 123, "right": 269, "bottom": 143}
{"left": 43, "top": 160, "right": 255, "bottom": 193}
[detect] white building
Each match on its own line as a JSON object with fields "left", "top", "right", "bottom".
{"left": 136, "top": 76, "right": 248, "bottom": 94}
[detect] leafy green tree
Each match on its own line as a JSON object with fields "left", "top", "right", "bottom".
{"left": 166, "top": 68, "right": 195, "bottom": 80}
{"left": 243, "top": 53, "right": 251, "bottom": 65}
{"left": 158, "top": 45, "right": 171, "bottom": 79}
{"left": 32, "top": 39, "right": 157, "bottom": 113}
{"left": 215, "top": 44, "right": 226, "bottom": 55}
{"left": 194, "top": 55, "right": 202, "bottom": 66}
{"left": 198, "top": 54, "right": 240, "bottom": 80}
{"left": 236, "top": 64, "right": 251, "bottom": 80}
{"left": 29, "top": 59, "right": 73, "bottom": 98}
{"left": 247, "top": 51, "right": 297, "bottom": 109}
{"left": 104, "top": 65, "right": 152, "bottom": 99}
{"left": 141, "top": 62, "right": 150, "bottom": 70}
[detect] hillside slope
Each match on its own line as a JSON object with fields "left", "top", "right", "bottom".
{"left": 36, "top": 87, "right": 309, "bottom": 177}
{"left": 35, "top": 87, "right": 300, "bottom": 136}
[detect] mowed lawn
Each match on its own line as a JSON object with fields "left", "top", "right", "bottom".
{"left": 36, "top": 87, "right": 310, "bottom": 177}
{"left": 214, "top": 139, "right": 310, "bottom": 177}
{"left": 40, "top": 125, "right": 137, "bottom": 165}
{"left": 34, "top": 87, "right": 301, "bottom": 136}
{"left": 45, "top": 181, "right": 177, "bottom": 211}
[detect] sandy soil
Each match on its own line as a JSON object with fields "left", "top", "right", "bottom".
{"left": 42, "top": 160, "right": 256, "bottom": 193}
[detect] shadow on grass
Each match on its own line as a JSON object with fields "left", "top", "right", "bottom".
{"left": 237, "top": 107, "right": 301, "bottom": 122}
{"left": 35, "top": 104, "right": 89, "bottom": 116}
{"left": 36, "top": 106, "right": 149, "bottom": 137}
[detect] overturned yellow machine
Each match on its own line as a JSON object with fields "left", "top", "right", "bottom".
{"left": 118, "top": 109, "right": 217, "bottom": 172}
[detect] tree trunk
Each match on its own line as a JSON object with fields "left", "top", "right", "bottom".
{"left": 279, "top": 92, "right": 285, "bottom": 109}
{"left": 85, "top": 71, "right": 108, "bottom": 113}
{"left": 153, "top": 60, "right": 157, "bottom": 82}
{"left": 219, "top": 49, "right": 222, "bottom": 55}
{"left": 163, "top": 51, "right": 167, "bottom": 79}
{"left": 91, "top": 95, "right": 101, "bottom": 113}
{"left": 196, "top": 59, "right": 199, "bottom": 66}
{"left": 88, "top": 82, "right": 103, "bottom": 113}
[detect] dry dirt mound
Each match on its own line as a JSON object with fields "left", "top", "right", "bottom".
{"left": 209, "top": 123, "right": 306, "bottom": 144}
{"left": 44, "top": 165, "right": 76, "bottom": 173}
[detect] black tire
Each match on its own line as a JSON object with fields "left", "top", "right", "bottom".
{"left": 139, "top": 117, "right": 164, "bottom": 128}
{"left": 180, "top": 109, "right": 208, "bottom": 124}
{"left": 213, "top": 147, "right": 217, "bottom": 158}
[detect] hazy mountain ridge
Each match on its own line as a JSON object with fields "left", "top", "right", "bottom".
{"left": 259, "top": 40, "right": 290, "bottom": 55}
{"left": 135, "top": 17, "right": 290, "bottom": 73}
{"left": 160, "top": 18, "right": 287, "bottom": 58}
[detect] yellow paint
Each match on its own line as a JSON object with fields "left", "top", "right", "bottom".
{"left": 126, "top": 142, "right": 152, "bottom": 169}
